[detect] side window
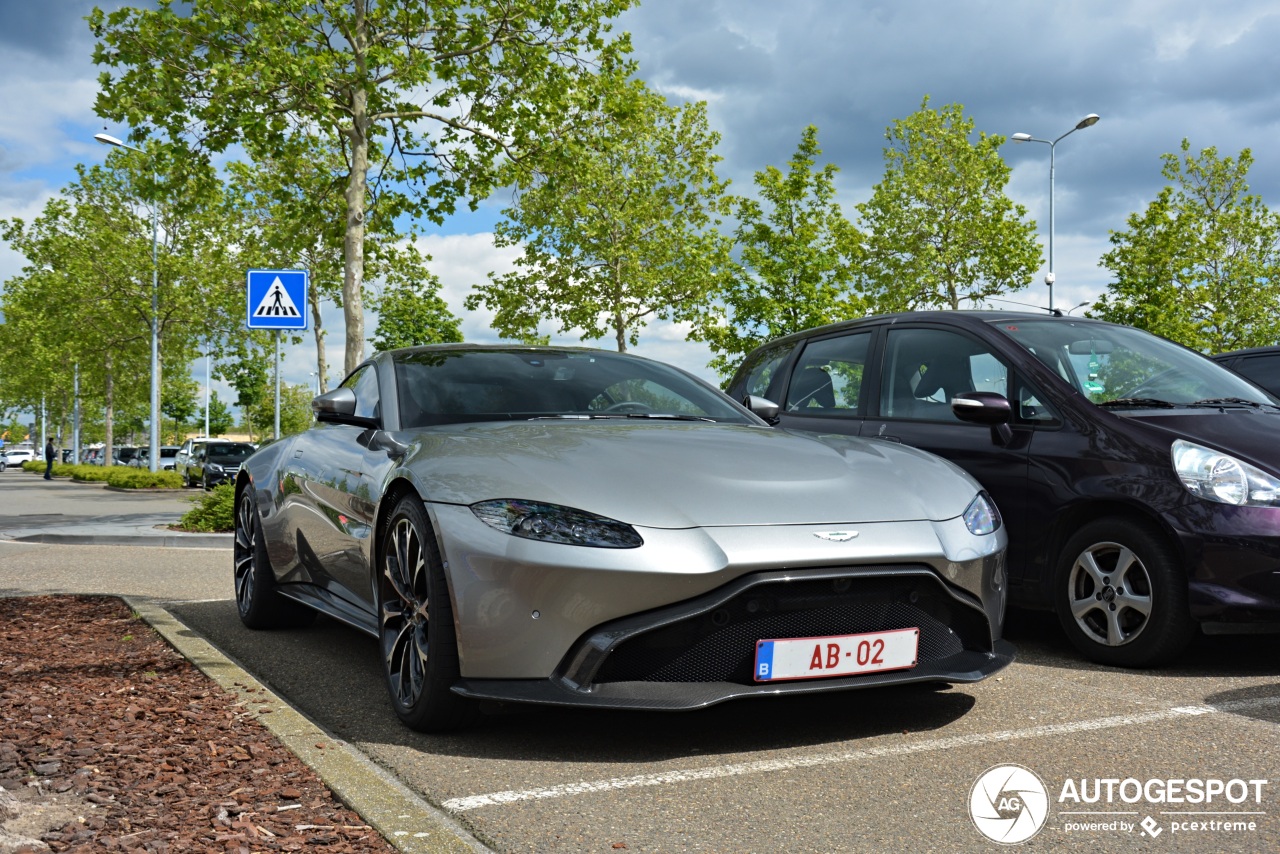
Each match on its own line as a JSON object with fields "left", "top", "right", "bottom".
{"left": 879, "top": 328, "right": 1008, "bottom": 422}
{"left": 1234, "top": 355, "right": 1280, "bottom": 397}
{"left": 785, "top": 332, "right": 872, "bottom": 412}
{"left": 343, "top": 365, "right": 381, "bottom": 420}
{"left": 736, "top": 344, "right": 791, "bottom": 400}
{"left": 1014, "top": 377, "right": 1059, "bottom": 424}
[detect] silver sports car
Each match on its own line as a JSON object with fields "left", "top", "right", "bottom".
{"left": 234, "top": 345, "right": 1013, "bottom": 731}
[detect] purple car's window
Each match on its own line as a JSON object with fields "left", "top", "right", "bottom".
{"left": 995, "top": 319, "right": 1274, "bottom": 406}
{"left": 392, "top": 349, "right": 752, "bottom": 428}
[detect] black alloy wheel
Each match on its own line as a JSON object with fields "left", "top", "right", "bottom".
{"left": 233, "top": 487, "right": 315, "bottom": 629}
{"left": 378, "top": 494, "right": 476, "bottom": 732}
{"left": 1054, "top": 518, "right": 1194, "bottom": 667}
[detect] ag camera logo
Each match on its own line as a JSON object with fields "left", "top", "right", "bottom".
{"left": 970, "top": 764, "right": 1050, "bottom": 844}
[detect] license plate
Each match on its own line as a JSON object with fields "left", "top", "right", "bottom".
{"left": 753, "top": 628, "right": 919, "bottom": 682}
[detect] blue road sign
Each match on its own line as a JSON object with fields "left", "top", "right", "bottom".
{"left": 246, "top": 269, "right": 309, "bottom": 330}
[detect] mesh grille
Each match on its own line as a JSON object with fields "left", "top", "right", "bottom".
{"left": 593, "top": 576, "right": 986, "bottom": 685}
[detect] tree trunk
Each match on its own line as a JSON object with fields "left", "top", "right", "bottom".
{"left": 341, "top": 2, "right": 370, "bottom": 376}
{"left": 103, "top": 353, "right": 114, "bottom": 468}
{"left": 310, "top": 290, "right": 329, "bottom": 393}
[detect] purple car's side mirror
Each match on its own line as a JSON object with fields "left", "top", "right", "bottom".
{"left": 952, "top": 391, "right": 1014, "bottom": 446}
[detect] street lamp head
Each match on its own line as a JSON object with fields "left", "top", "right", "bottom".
{"left": 1011, "top": 132, "right": 1033, "bottom": 142}
{"left": 1076, "top": 113, "right": 1101, "bottom": 130}
{"left": 94, "top": 133, "right": 125, "bottom": 147}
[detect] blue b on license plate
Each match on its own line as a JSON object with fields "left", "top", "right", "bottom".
{"left": 753, "top": 628, "right": 919, "bottom": 682}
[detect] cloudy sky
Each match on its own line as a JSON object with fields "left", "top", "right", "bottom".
{"left": 3, "top": 0, "right": 1280, "bottom": 410}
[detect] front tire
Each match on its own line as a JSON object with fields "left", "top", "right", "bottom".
{"left": 378, "top": 495, "right": 476, "bottom": 732}
{"left": 1054, "top": 518, "right": 1194, "bottom": 667}
{"left": 234, "top": 487, "right": 315, "bottom": 629}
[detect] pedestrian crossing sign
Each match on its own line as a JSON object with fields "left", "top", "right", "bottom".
{"left": 246, "top": 269, "right": 309, "bottom": 330}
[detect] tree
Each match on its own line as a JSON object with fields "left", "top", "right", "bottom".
{"left": 1, "top": 148, "right": 245, "bottom": 463}
{"left": 857, "top": 97, "right": 1041, "bottom": 311}
{"left": 369, "top": 244, "right": 463, "bottom": 350}
{"left": 161, "top": 369, "right": 200, "bottom": 444}
{"left": 225, "top": 354, "right": 272, "bottom": 443}
{"left": 200, "top": 391, "right": 236, "bottom": 437}
{"left": 467, "top": 74, "right": 733, "bottom": 352}
{"left": 92, "top": 0, "right": 634, "bottom": 376}
{"left": 1092, "top": 140, "right": 1280, "bottom": 353}
{"left": 691, "top": 126, "right": 864, "bottom": 377}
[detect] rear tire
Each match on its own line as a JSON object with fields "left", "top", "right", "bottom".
{"left": 234, "top": 487, "right": 315, "bottom": 629}
{"left": 1054, "top": 518, "right": 1194, "bottom": 667}
{"left": 377, "top": 495, "right": 477, "bottom": 732}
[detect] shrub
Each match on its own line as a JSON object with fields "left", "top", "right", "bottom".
{"left": 69, "top": 464, "right": 113, "bottom": 483}
{"left": 105, "top": 468, "right": 185, "bottom": 489}
{"left": 178, "top": 483, "right": 236, "bottom": 532}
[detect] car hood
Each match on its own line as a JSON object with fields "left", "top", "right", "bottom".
{"left": 403, "top": 421, "right": 981, "bottom": 528}
{"left": 1124, "top": 408, "right": 1280, "bottom": 472}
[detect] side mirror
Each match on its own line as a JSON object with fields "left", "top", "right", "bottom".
{"left": 313, "top": 387, "right": 357, "bottom": 418}
{"left": 313, "top": 387, "right": 379, "bottom": 428}
{"left": 951, "top": 391, "right": 1014, "bottom": 445}
{"left": 743, "top": 394, "right": 780, "bottom": 425}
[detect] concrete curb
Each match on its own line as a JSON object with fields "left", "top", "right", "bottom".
{"left": 125, "top": 597, "right": 492, "bottom": 854}
{"left": 12, "top": 532, "right": 232, "bottom": 548}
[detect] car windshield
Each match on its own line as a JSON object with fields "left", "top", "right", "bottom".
{"left": 207, "top": 444, "right": 256, "bottom": 463}
{"left": 993, "top": 319, "right": 1278, "bottom": 408}
{"left": 393, "top": 349, "right": 753, "bottom": 428}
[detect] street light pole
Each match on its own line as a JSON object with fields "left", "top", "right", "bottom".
{"left": 1011, "top": 113, "right": 1100, "bottom": 313}
{"left": 95, "top": 132, "right": 160, "bottom": 473}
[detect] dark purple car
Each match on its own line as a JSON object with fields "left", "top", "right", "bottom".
{"left": 727, "top": 311, "right": 1280, "bottom": 667}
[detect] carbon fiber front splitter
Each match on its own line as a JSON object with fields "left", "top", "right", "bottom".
{"left": 451, "top": 640, "right": 1015, "bottom": 710}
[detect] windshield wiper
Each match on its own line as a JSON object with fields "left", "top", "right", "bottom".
{"left": 528, "top": 413, "right": 717, "bottom": 422}
{"left": 1190, "top": 397, "right": 1278, "bottom": 410}
{"left": 1096, "top": 398, "right": 1177, "bottom": 409}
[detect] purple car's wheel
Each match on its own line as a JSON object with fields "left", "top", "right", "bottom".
{"left": 233, "top": 486, "right": 314, "bottom": 629}
{"left": 378, "top": 495, "right": 476, "bottom": 732}
{"left": 1054, "top": 518, "right": 1194, "bottom": 667}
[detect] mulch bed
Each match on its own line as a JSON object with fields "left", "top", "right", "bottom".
{"left": 0, "top": 595, "right": 398, "bottom": 853}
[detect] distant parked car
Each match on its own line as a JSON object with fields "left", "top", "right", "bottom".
{"left": 1, "top": 447, "right": 36, "bottom": 471}
{"left": 129, "top": 446, "right": 181, "bottom": 470}
{"left": 1210, "top": 346, "right": 1280, "bottom": 399}
{"left": 114, "top": 446, "right": 141, "bottom": 467}
{"left": 175, "top": 437, "right": 229, "bottom": 485}
{"left": 187, "top": 441, "right": 257, "bottom": 489}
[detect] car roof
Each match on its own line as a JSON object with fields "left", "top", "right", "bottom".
{"left": 744, "top": 310, "right": 1116, "bottom": 352}
{"left": 1210, "top": 345, "right": 1280, "bottom": 360}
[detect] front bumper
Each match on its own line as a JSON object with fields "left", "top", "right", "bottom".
{"left": 452, "top": 566, "right": 1014, "bottom": 710}
{"left": 1170, "top": 504, "right": 1280, "bottom": 624}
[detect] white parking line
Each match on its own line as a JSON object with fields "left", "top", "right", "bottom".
{"left": 444, "top": 696, "right": 1280, "bottom": 812}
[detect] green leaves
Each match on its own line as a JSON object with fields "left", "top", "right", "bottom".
{"left": 1094, "top": 140, "right": 1280, "bottom": 353}
{"left": 93, "top": 0, "right": 636, "bottom": 373}
{"left": 467, "top": 73, "right": 732, "bottom": 352}
{"left": 858, "top": 97, "right": 1041, "bottom": 312}
{"left": 691, "top": 126, "right": 865, "bottom": 377}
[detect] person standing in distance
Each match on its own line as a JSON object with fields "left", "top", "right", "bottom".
{"left": 44, "top": 438, "right": 54, "bottom": 480}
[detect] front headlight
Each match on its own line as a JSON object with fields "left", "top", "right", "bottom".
{"left": 963, "top": 491, "right": 1002, "bottom": 535}
{"left": 470, "top": 499, "right": 644, "bottom": 548}
{"left": 207, "top": 463, "right": 224, "bottom": 474}
{"left": 1172, "top": 439, "right": 1280, "bottom": 506}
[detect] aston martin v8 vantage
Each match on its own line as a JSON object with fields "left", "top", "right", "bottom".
{"left": 234, "top": 345, "right": 1013, "bottom": 731}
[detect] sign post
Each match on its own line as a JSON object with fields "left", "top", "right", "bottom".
{"left": 246, "top": 270, "right": 309, "bottom": 440}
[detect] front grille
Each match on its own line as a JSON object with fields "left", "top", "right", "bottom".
{"left": 591, "top": 575, "right": 989, "bottom": 686}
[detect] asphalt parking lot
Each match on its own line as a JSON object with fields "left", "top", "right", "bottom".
{"left": 3, "top": 474, "right": 1279, "bottom": 852}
